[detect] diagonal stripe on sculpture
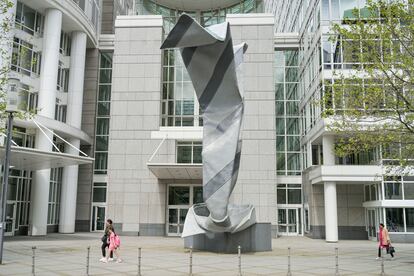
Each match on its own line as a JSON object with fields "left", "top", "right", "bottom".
{"left": 161, "top": 14, "right": 256, "bottom": 237}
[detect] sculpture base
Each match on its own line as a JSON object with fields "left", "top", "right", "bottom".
{"left": 184, "top": 223, "right": 271, "bottom": 253}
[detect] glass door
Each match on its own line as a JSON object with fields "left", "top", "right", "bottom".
{"left": 166, "top": 185, "right": 202, "bottom": 236}
{"left": 278, "top": 208, "right": 299, "bottom": 236}
{"left": 5, "top": 202, "right": 16, "bottom": 236}
{"left": 288, "top": 209, "right": 298, "bottom": 234}
{"left": 367, "top": 208, "right": 378, "bottom": 241}
{"left": 91, "top": 205, "right": 106, "bottom": 232}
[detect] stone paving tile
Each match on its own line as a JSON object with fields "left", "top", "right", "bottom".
{"left": 1, "top": 233, "right": 414, "bottom": 275}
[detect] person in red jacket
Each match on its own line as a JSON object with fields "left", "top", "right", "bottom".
{"left": 377, "top": 223, "right": 394, "bottom": 259}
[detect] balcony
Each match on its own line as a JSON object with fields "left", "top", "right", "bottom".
{"left": 307, "top": 165, "right": 382, "bottom": 185}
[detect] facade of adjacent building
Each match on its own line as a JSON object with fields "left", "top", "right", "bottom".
{"left": 1, "top": 0, "right": 413, "bottom": 243}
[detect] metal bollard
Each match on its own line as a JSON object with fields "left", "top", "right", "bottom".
{"left": 189, "top": 246, "right": 193, "bottom": 276}
{"left": 238, "top": 245, "right": 242, "bottom": 276}
{"left": 380, "top": 255, "right": 385, "bottom": 276}
{"left": 335, "top": 247, "right": 340, "bottom": 276}
{"left": 287, "top": 247, "right": 292, "bottom": 276}
{"left": 86, "top": 246, "right": 90, "bottom": 276}
{"left": 138, "top": 247, "right": 142, "bottom": 276}
{"left": 31, "top": 246, "right": 36, "bottom": 276}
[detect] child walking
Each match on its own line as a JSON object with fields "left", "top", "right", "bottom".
{"left": 102, "top": 225, "right": 122, "bottom": 263}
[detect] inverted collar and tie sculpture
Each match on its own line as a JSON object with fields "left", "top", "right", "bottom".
{"left": 161, "top": 14, "right": 256, "bottom": 238}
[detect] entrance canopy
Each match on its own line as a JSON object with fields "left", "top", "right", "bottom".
{"left": 0, "top": 146, "right": 94, "bottom": 171}
{"left": 147, "top": 163, "right": 202, "bottom": 180}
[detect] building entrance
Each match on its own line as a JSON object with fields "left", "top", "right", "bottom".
{"left": 5, "top": 202, "right": 16, "bottom": 236}
{"left": 167, "top": 185, "right": 202, "bottom": 236}
{"left": 367, "top": 208, "right": 379, "bottom": 241}
{"left": 278, "top": 208, "right": 301, "bottom": 236}
{"left": 91, "top": 205, "right": 106, "bottom": 232}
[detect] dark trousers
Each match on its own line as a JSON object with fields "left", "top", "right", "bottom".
{"left": 102, "top": 242, "right": 113, "bottom": 258}
{"left": 378, "top": 246, "right": 394, "bottom": 258}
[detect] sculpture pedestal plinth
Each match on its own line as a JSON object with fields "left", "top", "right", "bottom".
{"left": 184, "top": 223, "right": 272, "bottom": 253}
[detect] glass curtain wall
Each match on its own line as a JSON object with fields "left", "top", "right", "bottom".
{"left": 275, "top": 50, "right": 301, "bottom": 175}
{"left": 1, "top": 127, "right": 35, "bottom": 235}
{"left": 91, "top": 51, "right": 113, "bottom": 231}
{"left": 135, "top": 0, "right": 264, "bottom": 127}
{"left": 94, "top": 52, "right": 113, "bottom": 175}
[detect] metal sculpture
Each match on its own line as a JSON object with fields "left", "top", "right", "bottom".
{"left": 161, "top": 14, "right": 255, "bottom": 237}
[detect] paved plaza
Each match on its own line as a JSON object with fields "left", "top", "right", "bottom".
{"left": 0, "top": 233, "right": 413, "bottom": 275}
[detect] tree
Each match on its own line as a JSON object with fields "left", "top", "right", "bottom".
{"left": 322, "top": 0, "right": 414, "bottom": 169}
{"left": 0, "top": 0, "right": 31, "bottom": 134}
{"left": 0, "top": 0, "right": 16, "bottom": 129}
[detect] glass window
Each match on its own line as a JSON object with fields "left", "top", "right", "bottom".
{"left": 99, "top": 69, "right": 112, "bottom": 84}
{"left": 406, "top": 208, "right": 414, "bottom": 232}
{"left": 193, "top": 186, "right": 203, "bottom": 204}
{"left": 193, "top": 144, "right": 202, "bottom": 164}
{"left": 94, "top": 152, "right": 108, "bottom": 174}
{"left": 276, "top": 118, "right": 285, "bottom": 134}
{"left": 168, "top": 186, "right": 190, "bottom": 205}
{"left": 384, "top": 182, "right": 402, "bottom": 199}
{"left": 365, "top": 185, "right": 370, "bottom": 201}
{"left": 275, "top": 83, "right": 284, "bottom": 100}
{"left": 99, "top": 85, "right": 111, "bottom": 101}
{"left": 287, "top": 153, "right": 301, "bottom": 171}
{"left": 161, "top": 49, "right": 200, "bottom": 127}
{"left": 93, "top": 183, "right": 107, "bottom": 202}
{"left": 11, "top": 38, "right": 40, "bottom": 76}
{"left": 275, "top": 67, "right": 284, "bottom": 83}
{"left": 276, "top": 136, "right": 285, "bottom": 152}
{"left": 288, "top": 189, "right": 301, "bottom": 204}
{"left": 96, "top": 118, "right": 110, "bottom": 135}
{"left": 277, "top": 153, "right": 286, "bottom": 171}
{"left": 177, "top": 145, "right": 192, "bottom": 163}
{"left": 385, "top": 208, "right": 404, "bottom": 232}
{"left": 277, "top": 186, "right": 287, "bottom": 204}
{"left": 98, "top": 102, "right": 110, "bottom": 116}
{"left": 286, "top": 118, "right": 299, "bottom": 135}
{"left": 96, "top": 136, "right": 108, "bottom": 151}
{"left": 276, "top": 101, "right": 284, "bottom": 116}
{"left": 370, "top": 184, "right": 377, "bottom": 201}
{"left": 286, "top": 84, "right": 298, "bottom": 100}
{"left": 404, "top": 183, "right": 414, "bottom": 200}
{"left": 341, "top": 0, "right": 359, "bottom": 19}
{"left": 176, "top": 141, "right": 202, "bottom": 164}
{"left": 15, "top": 2, "right": 43, "bottom": 35}
{"left": 48, "top": 168, "right": 62, "bottom": 225}
{"left": 287, "top": 136, "right": 300, "bottom": 152}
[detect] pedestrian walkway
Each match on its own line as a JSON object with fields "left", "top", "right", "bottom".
{"left": 0, "top": 233, "right": 413, "bottom": 275}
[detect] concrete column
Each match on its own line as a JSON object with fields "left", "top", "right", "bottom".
{"left": 59, "top": 32, "right": 87, "bottom": 233}
{"left": 30, "top": 9, "right": 62, "bottom": 236}
{"left": 322, "top": 135, "right": 338, "bottom": 242}
{"left": 322, "top": 135, "right": 335, "bottom": 165}
{"left": 59, "top": 139, "right": 81, "bottom": 233}
{"left": 324, "top": 181, "right": 338, "bottom": 242}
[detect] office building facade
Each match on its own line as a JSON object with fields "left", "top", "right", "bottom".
{"left": 1, "top": 0, "right": 413, "bottom": 242}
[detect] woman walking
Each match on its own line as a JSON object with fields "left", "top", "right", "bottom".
{"left": 377, "top": 223, "right": 394, "bottom": 259}
{"left": 100, "top": 219, "right": 114, "bottom": 262}
{"left": 102, "top": 225, "right": 123, "bottom": 263}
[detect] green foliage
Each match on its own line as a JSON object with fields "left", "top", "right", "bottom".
{"left": 322, "top": 0, "right": 414, "bottom": 166}
{"left": 0, "top": 0, "right": 31, "bottom": 133}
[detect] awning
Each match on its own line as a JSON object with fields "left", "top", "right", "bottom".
{"left": 0, "top": 146, "right": 94, "bottom": 171}
{"left": 147, "top": 163, "right": 202, "bottom": 180}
